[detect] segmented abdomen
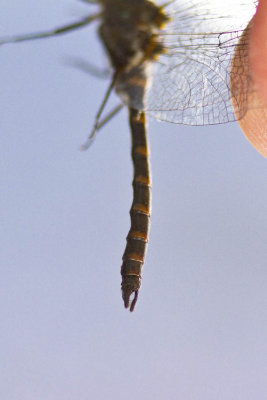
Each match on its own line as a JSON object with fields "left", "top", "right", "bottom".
{"left": 121, "top": 108, "right": 151, "bottom": 312}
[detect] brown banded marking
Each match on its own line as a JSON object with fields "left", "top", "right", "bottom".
{"left": 99, "top": 0, "right": 168, "bottom": 311}
{"left": 121, "top": 108, "right": 151, "bottom": 312}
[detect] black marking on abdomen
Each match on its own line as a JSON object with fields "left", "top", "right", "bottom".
{"left": 121, "top": 108, "right": 151, "bottom": 312}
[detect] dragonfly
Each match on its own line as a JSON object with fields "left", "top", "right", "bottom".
{"left": 0, "top": 0, "right": 257, "bottom": 311}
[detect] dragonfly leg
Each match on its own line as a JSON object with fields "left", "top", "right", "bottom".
{"left": 78, "top": 0, "right": 99, "bottom": 4}
{"left": 95, "top": 104, "right": 124, "bottom": 131}
{"left": 63, "top": 56, "right": 110, "bottom": 79}
{"left": 80, "top": 103, "right": 123, "bottom": 150}
{"left": 0, "top": 13, "right": 100, "bottom": 45}
{"left": 80, "top": 74, "right": 118, "bottom": 150}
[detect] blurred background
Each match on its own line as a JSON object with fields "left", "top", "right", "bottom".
{"left": 1, "top": 1, "right": 267, "bottom": 399}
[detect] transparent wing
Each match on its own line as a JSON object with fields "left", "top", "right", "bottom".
{"left": 131, "top": 0, "right": 256, "bottom": 125}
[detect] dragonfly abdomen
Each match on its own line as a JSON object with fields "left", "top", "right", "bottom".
{"left": 121, "top": 109, "right": 151, "bottom": 312}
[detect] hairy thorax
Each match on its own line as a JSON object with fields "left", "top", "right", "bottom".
{"left": 98, "top": 0, "right": 168, "bottom": 72}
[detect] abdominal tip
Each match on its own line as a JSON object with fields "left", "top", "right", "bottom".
{"left": 122, "top": 288, "right": 139, "bottom": 312}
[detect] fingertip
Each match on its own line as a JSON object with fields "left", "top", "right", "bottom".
{"left": 249, "top": 0, "right": 267, "bottom": 104}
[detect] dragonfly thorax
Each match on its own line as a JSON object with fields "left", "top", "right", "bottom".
{"left": 99, "top": 0, "right": 168, "bottom": 71}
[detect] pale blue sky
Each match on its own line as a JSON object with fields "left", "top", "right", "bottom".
{"left": 1, "top": 1, "right": 267, "bottom": 399}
